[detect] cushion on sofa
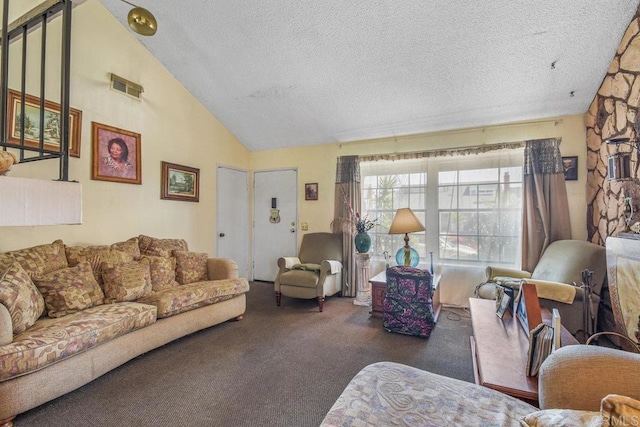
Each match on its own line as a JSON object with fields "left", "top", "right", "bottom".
{"left": 111, "top": 237, "right": 141, "bottom": 260}
{"left": 137, "top": 278, "right": 250, "bottom": 318}
{"left": 33, "top": 261, "right": 105, "bottom": 318}
{"left": 5, "top": 248, "right": 45, "bottom": 278}
{"left": 601, "top": 394, "right": 640, "bottom": 427}
{"left": 0, "top": 262, "right": 45, "bottom": 335}
{"left": 7, "top": 240, "right": 68, "bottom": 278}
{"left": 141, "top": 255, "right": 179, "bottom": 291}
{"left": 86, "top": 250, "right": 135, "bottom": 285}
{"left": 0, "top": 302, "right": 157, "bottom": 381}
{"left": 101, "top": 259, "right": 152, "bottom": 302}
{"left": 65, "top": 244, "right": 110, "bottom": 267}
{"left": 139, "top": 235, "right": 189, "bottom": 258}
{"left": 174, "top": 250, "right": 208, "bottom": 285}
{"left": 520, "top": 409, "right": 601, "bottom": 426}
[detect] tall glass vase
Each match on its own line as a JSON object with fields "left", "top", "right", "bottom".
{"left": 354, "top": 232, "right": 372, "bottom": 253}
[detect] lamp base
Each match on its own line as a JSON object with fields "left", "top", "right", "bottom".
{"left": 395, "top": 247, "right": 420, "bottom": 267}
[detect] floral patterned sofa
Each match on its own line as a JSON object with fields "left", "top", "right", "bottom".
{"left": 0, "top": 235, "right": 249, "bottom": 427}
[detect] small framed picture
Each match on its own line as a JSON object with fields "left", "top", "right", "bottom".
{"left": 305, "top": 183, "right": 318, "bottom": 201}
{"left": 562, "top": 156, "right": 578, "bottom": 181}
{"left": 91, "top": 122, "right": 141, "bottom": 184}
{"left": 161, "top": 161, "right": 200, "bottom": 202}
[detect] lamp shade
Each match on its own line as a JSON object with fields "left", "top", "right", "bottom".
{"left": 388, "top": 208, "right": 425, "bottom": 234}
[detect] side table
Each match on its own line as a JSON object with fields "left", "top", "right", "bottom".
{"left": 369, "top": 270, "right": 441, "bottom": 321}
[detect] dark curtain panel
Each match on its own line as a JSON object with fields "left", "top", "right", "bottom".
{"left": 331, "top": 156, "right": 361, "bottom": 297}
{"left": 522, "top": 138, "right": 572, "bottom": 271}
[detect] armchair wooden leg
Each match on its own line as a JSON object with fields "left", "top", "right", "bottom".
{"left": 318, "top": 296, "right": 324, "bottom": 312}
{"left": 276, "top": 291, "right": 281, "bottom": 306}
{"left": 0, "top": 416, "right": 15, "bottom": 427}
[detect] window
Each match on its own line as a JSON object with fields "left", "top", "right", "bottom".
{"left": 360, "top": 148, "right": 523, "bottom": 268}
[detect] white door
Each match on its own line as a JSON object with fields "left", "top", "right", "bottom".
{"left": 253, "top": 169, "right": 298, "bottom": 282}
{"left": 217, "top": 166, "right": 250, "bottom": 279}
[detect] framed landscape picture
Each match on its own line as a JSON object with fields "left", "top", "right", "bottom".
{"left": 91, "top": 122, "right": 142, "bottom": 184}
{"left": 7, "top": 89, "right": 82, "bottom": 157}
{"left": 161, "top": 161, "right": 200, "bottom": 202}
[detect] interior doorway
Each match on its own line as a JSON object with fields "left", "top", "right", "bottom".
{"left": 216, "top": 165, "right": 250, "bottom": 279}
{"left": 253, "top": 169, "right": 298, "bottom": 282}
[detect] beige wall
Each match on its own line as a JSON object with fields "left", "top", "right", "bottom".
{"left": 251, "top": 114, "right": 589, "bottom": 245}
{"left": 2, "top": 0, "right": 250, "bottom": 253}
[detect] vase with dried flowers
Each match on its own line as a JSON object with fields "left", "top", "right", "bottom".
{"left": 354, "top": 213, "right": 378, "bottom": 253}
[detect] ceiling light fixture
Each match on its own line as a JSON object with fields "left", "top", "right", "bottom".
{"left": 119, "top": 0, "right": 157, "bottom": 36}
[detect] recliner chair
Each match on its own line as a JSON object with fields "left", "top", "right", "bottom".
{"left": 474, "top": 239, "right": 607, "bottom": 337}
{"left": 275, "top": 232, "right": 343, "bottom": 312}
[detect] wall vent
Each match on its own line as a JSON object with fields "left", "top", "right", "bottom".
{"left": 110, "top": 73, "right": 143, "bottom": 100}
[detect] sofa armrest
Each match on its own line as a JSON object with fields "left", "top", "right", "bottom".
{"left": 277, "top": 257, "right": 301, "bottom": 273}
{"left": 321, "top": 260, "right": 342, "bottom": 275}
{"left": 485, "top": 266, "right": 531, "bottom": 281}
{"left": 0, "top": 304, "right": 12, "bottom": 346}
{"left": 539, "top": 345, "right": 640, "bottom": 411}
{"left": 207, "top": 258, "right": 239, "bottom": 280}
{"left": 521, "top": 279, "right": 577, "bottom": 304}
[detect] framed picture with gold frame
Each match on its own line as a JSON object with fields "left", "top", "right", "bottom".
{"left": 161, "top": 161, "right": 200, "bottom": 202}
{"left": 6, "top": 89, "right": 82, "bottom": 157}
{"left": 91, "top": 122, "right": 141, "bottom": 185}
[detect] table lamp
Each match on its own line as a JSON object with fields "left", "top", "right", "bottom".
{"left": 388, "top": 208, "right": 425, "bottom": 266}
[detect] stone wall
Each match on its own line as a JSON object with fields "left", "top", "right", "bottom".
{"left": 586, "top": 6, "right": 640, "bottom": 245}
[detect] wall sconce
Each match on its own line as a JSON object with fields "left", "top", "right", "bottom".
{"left": 605, "top": 137, "right": 639, "bottom": 180}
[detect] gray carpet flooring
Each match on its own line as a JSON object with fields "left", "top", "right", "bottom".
{"left": 14, "top": 282, "right": 474, "bottom": 427}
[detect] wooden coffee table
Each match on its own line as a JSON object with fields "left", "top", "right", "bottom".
{"left": 469, "top": 298, "right": 579, "bottom": 406}
{"left": 369, "top": 271, "right": 441, "bottom": 321}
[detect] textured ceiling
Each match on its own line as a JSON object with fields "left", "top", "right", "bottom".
{"left": 99, "top": 0, "right": 639, "bottom": 152}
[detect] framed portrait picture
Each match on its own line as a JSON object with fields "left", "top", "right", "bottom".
{"left": 7, "top": 89, "right": 82, "bottom": 157}
{"left": 91, "top": 122, "right": 141, "bottom": 184}
{"left": 161, "top": 161, "right": 200, "bottom": 202}
{"left": 562, "top": 156, "right": 578, "bottom": 181}
{"left": 305, "top": 183, "right": 318, "bottom": 201}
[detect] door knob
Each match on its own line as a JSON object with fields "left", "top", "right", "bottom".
{"left": 290, "top": 228, "right": 295, "bottom": 233}
{"left": 219, "top": 233, "right": 225, "bottom": 237}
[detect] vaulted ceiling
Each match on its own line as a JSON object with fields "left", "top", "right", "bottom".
{"left": 100, "top": 0, "right": 639, "bottom": 152}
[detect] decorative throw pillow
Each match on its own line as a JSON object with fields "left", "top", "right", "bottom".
{"left": 520, "top": 409, "right": 601, "bottom": 426}
{"left": 601, "top": 394, "right": 640, "bottom": 427}
{"left": 33, "top": 239, "right": 68, "bottom": 274}
{"left": 0, "top": 253, "right": 14, "bottom": 273}
{"left": 142, "top": 237, "right": 189, "bottom": 258}
{"left": 33, "top": 261, "right": 105, "bottom": 318}
{"left": 5, "top": 247, "right": 45, "bottom": 278}
{"left": 101, "top": 259, "right": 152, "bottom": 302}
{"left": 141, "top": 255, "right": 179, "bottom": 291}
{"left": 173, "top": 250, "right": 208, "bottom": 285}
{"left": 65, "top": 245, "right": 110, "bottom": 267}
{"left": 85, "top": 250, "right": 134, "bottom": 285}
{"left": 111, "top": 237, "right": 141, "bottom": 260}
{"left": 0, "top": 262, "right": 45, "bottom": 334}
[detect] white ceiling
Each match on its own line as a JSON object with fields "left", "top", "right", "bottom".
{"left": 99, "top": 0, "right": 639, "bottom": 152}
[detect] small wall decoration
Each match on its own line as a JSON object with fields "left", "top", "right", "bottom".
{"left": 161, "top": 161, "right": 200, "bottom": 202}
{"left": 91, "top": 122, "right": 141, "bottom": 184}
{"left": 562, "top": 156, "right": 578, "bottom": 181}
{"left": 7, "top": 89, "right": 82, "bottom": 157}
{"left": 305, "top": 183, "right": 318, "bottom": 200}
